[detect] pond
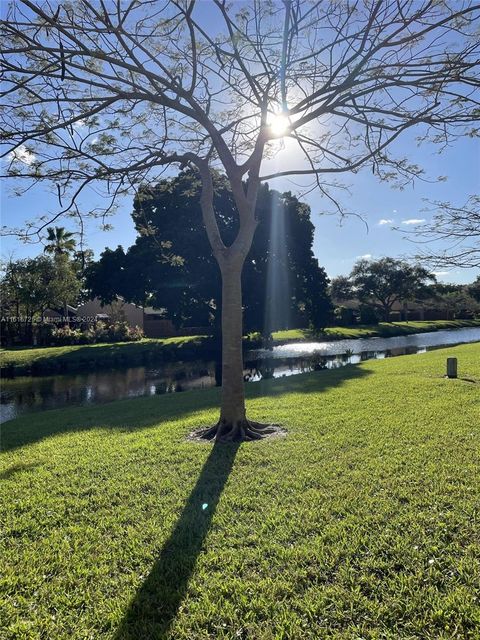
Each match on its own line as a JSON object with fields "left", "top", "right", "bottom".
{"left": 1, "top": 326, "right": 479, "bottom": 424}
{"left": 254, "top": 326, "right": 480, "bottom": 358}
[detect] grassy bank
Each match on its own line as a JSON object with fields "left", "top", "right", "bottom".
{"left": 1, "top": 343, "right": 479, "bottom": 639}
{"left": 1, "top": 319, "right": 478, "bottom": 377}
{"left": 272, "top": 318, "right": 480, "bottom": 343}
{"left": 0, "top": 335, "right": 209, "bottom": 377}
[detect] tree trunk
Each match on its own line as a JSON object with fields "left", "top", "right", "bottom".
{"left": 198, "top": 260, "right": 278, "bottom": 442}
{"left": 219, "top": 264, "right": 246, "bottom": 427}
{"left": 195, "top": 163, "right": 279, "bottom": 442}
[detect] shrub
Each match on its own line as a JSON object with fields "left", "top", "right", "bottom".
{"left": 89, "top": 320, "right": 109, "bottom": 343}
{"left": 106, "top": 320, "right": 130, "bottom": 342}
{"left": 83, "top": 320, "right": 142, "bottom": 343}
{"left": 51, "top": 321, "right": 144, "bottom": 345}
{"left": 51, "top": 325, "right": 85, "bottom": 346}
{"left": 126, "top": 325, "right": 144, "bottom": 341}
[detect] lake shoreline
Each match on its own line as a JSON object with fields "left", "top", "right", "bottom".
{"left": 270, "top": 319, "right": 480, "bottom": 345}
{"left": 1, "top": 319, "right": 479, "bottom": 378}
{"left": 3, "top": 330, "right": 480, "bottom": 424}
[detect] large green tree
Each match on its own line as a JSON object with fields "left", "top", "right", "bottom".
{"left": 424, "top": 282, "right": 480, "bottom": 319}
{"left": 2, "top": 1, "right": 479, "bottom": 440}
{"left": 329, "top": 276, "right": 354, "bottom": 303}
{"left": 87, "top": 172, "right": 332, "bottom": 333}
{"left": 0, "top": 254, "right": 81, "bottom": 343}
{"left": 350, "top": 257, "right": 435, "bottom": 321}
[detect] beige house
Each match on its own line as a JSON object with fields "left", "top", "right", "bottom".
{"left": 45, "top": 297, "right": 201, "bottom": 338}
{"left": 76, "top": 297, "right": 177, "bottom": 337}
{"left": 77, "top": 297, "right": 144, "bottom": 328}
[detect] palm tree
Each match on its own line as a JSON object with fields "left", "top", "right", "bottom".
{"left": 44, "top": 226, "right": 77, "bottom": 322}
{"left": 44, "top": 226, "right": 76, "bottom": 256}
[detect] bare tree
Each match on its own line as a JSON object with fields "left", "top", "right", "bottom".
{"left": 405, "top": 196, "right": 480, "bottom": 269}
{"left": 1, "top": 0, "right": 479, "bottom": 440}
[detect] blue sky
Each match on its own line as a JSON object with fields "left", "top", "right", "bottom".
{"left": 2, "top": 130, "right": 478, "bottom": 284}
{"left": 1, "top": 0, "right": 478, "bottom": 284}
{"left": 305, "top": 135, "right": 479, "bottom": 285}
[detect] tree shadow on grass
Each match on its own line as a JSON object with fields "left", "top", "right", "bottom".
{"left": 1, "top": 365, "right": 372, "bottom": 635}
{"left": 114, "top": 440, "right": 240, "bottom": 640}
{"left": 109, "top": 367, "right": 371, "bottom": 639}
{"left": 1, "top": 364, "right": 371, "bottom": 453}
{"left": 0, "top": 461, "right": 40, "bottom": 479}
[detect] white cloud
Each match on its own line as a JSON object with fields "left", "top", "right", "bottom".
{"left": 433, "top": 271, "right": 450, "bottom": 277}
{"left": 72, "top": 118, "right": 87, "bottom": 129}
{"left": 8, "top": 144, "right": 36, "bottom": 165}
{"left": 402, "top": 218, "right": 425, "bottom": 225}
{"left": 357, "top": 253, "right": 372, "bottom": 260}
{"left": 378, "top": 218, "right": 393, "bottom": 225}
{"left": 393, "top": 209, "right": 398, "bottom": 213}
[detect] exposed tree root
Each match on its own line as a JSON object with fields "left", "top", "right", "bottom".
{"left": 192, "top": 419, "right": 285, "bottom": 442}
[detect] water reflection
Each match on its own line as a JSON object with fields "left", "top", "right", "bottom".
{"left": 1, "top": 327, "right": 479, "bottom": 423}
{"left": 261, "top": 327, "right": 480, "bottom": 359}
{"left": 0, "top": 361, "right": 217, "bottom": 423}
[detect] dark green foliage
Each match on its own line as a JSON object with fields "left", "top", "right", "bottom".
{"left": 86, "top": 172, "right": 332, "bottom": 332}
{"left": 469, "top": 276, "right": 480, "bottom": 302}
{"left": 333, "top": 305, "right": 355, "bottom": 326}
{"left": 1, "top": 255, "right": 81, "bottom": 344}
{"left": 85, "top": 246, "right": 133, "bottom": 305}
{"left": 329, "top": 275, "right": 354, "bottom": 302}
{"left": 424, "top": 282, "right": 480, "bottom": 319}
{"left": 50, "top": 321, "right": 144, "bottom": 346}
{"left": 358, "top": 304, "right": 381, "bottom": 325}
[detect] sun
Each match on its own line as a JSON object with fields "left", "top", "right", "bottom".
{"left": 269, "top": 113, "right": 290, "bottom": 137}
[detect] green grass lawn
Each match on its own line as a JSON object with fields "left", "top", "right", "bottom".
{"left": 1, "top": 343, "right": 479, "bottom": 639}
{"left": 272, "top": 319, "right": 480, "bottom": 343}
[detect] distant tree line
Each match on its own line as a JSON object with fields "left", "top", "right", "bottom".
{"left": 330, "top": 258, "right": 480, "bottom": 324}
